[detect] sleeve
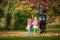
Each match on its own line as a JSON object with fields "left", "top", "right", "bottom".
{"left": 44, "top": 8, "right": 47, "bottom": 13}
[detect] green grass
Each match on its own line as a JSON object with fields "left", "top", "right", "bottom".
{"left": 0, "top": 29, "right": 60, "bottom": 33}
{"left": 0, "top": 30, "right": 25, "bottom": 32}
{"left": 46, "top": 30, "right": 60, "bottom": 33}
{"left": 0, "top": 36, "right": 60, "bottom": 40}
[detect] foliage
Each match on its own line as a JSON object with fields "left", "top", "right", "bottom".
{"left": 0, "top": 9, "right": 4, "bottom": 18}
{"left": 0, "top": 0, "right": 60, "bottom": 30}
{"left": 13, "top": 10, "right": 21, "bottom": 30}
{"left": 5, "top": 12, "right": 12, "bottom": 30}
{"left": 13, "top": 9, "right": 32, "bottom": 30}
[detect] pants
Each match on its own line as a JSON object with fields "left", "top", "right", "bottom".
{"left": 39, "top": 15, "right": 46, "bottom": 32}
{"left": 39, "top": 20, "right": 46, "bottom": 31}
{"left": 26, "top": 29, "right": 30, "bottom": 35}
{"left": 33, "top": 26, "right": 38, "bottom": 33}
{"left": 34, "top": 28, "right": 37, "bottom": 33}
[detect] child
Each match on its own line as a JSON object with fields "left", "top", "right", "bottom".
{"left": 25, "top": 18, "right": 32, "bottom": 36}
{"left": 32, "top": 16, "right": 38, "bottom": 35}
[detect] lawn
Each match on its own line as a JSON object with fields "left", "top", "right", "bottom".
{"left": 0, "top": 30, "right": 60, "bottom": 40}
{"left": 0, "top": 29, "right": 60, "bottom": 33}
{"left": 47, "top": 30, "right": 60, "bottom": 33}
{"left": 0, "top": 36, "right": 60, "bottom": 40}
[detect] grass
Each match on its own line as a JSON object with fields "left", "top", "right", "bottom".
{"left": 0, "top": 28, "right": 60, "bottom": 40}
{"left": 0, "top": 36, "right": 60, "bottom": 40}
{"left": 0, "top": 29, "right": 60, "bottom": 33}
{"left": 0, "top": 30, "right": 25, "bottom": 32}
{"left": 46, "top": 30, "right": 60, "bottom": 33}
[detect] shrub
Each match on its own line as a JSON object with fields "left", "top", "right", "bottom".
{"left": 5, "top": 12, "right": 12, "bottom": 30}
{"left": 13, "top": 10, "right": 32, "bottom": 30}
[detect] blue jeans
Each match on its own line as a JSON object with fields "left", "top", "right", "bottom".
{"left": 39, "top": 15, "right": 45, "bottom": 22}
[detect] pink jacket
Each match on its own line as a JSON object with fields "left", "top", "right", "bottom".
{"left": 26, "top": 22, "right": 31, "bottom": 29}
{"left": 33, "top": 19, "right": 38, "bottom": 26}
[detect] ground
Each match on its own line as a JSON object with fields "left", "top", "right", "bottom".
{"left": 0, "top": 31, "right": 60, "bottom": 37}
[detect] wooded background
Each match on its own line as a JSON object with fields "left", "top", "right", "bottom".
{"left": 0, "top": 0, "right": 60, "bottom": 30}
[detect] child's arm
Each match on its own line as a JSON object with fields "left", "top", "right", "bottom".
{"left": 26, "top": 27, "right": 28, "bottom": 30}
{"left": 31, "top": 22, "right": 34, "bottom": 25}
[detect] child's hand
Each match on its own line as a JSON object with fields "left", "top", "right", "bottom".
{"left": 32, "top": 23, "right": 33, "bottom": 25}
{"left": 37, "top": 27, "right": 38, "bottom": 29}
{"left": 26, "top": 27, "right": 27, "bottom": 29}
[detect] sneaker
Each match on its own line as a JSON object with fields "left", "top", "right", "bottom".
{"left": 40, "top": 31, "right": 47, "bottom": 34}
{"left": 34, "top": 33, "right": 36, "bottom": 35}
{"left": 40, "top": 31, "right": 44, "bottom": 34}
{"left": 25, "top": 32, "right": 28, "bottom": 36}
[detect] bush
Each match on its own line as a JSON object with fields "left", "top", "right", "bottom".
{"left": 5, "top": 12, "right": 12, "bottom": 30}
{"left": 0, "top": 9, "right": 4, "bottom": 18}
{"left": 13, "top": 10, "right": 32, "bottom": 30}
{"left": 13, "top": 10, "right": 21, "bottom": 30}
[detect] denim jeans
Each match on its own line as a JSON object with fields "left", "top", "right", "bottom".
{"left": 39, "top": 15, "right": 45, "bottom": 22}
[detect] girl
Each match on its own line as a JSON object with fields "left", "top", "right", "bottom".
{"left": 25, "top": 18, "right": 32, "bottom": 36}
{"left": 32, "top": 16, "right": 38, "bottom": 35}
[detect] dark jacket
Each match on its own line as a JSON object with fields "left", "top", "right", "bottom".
{"left": 37, "top": 6, "right": 46, "bottom": 16}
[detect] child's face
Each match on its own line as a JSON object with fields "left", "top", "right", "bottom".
{"left": 29, "top": 19, "right": 31, "bottom": 22}
{"left": 34, "top": 17, "right": 37, "bottom": 20}
{"left": 27, "top": 18, "right": 31, "bottom": 22}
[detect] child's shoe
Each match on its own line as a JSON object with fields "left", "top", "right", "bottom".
{"left": 34, "top": 33, "right": 36, "bottom": 35}
{"left": 25, "top": 32, "right": 29, "bottom": 36}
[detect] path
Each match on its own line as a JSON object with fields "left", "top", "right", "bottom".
{"left": 0, "top": 31, "right": 60, "bottom": 37}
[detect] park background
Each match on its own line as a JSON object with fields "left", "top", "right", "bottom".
{"left": 0, "top": 0, "right": 60, "bottom": 40}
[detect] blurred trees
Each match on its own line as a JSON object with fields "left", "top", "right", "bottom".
{"left": 0, "top": 0, "right": 60, "bottom": 30}
{"left": 46, "top": 0, "right": 60, "bottom": 23}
